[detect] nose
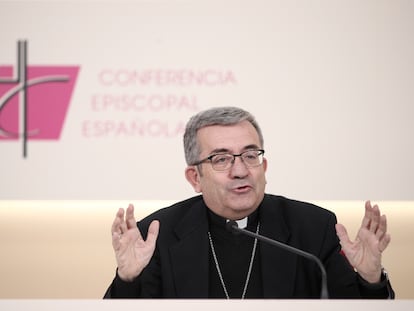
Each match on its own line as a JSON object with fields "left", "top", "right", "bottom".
{"left": 229, "top": 155, "right": 249, "bottom": 178}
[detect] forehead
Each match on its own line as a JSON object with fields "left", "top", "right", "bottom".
{"left": 196, "top": 120, "right": 261, "bottom": 154}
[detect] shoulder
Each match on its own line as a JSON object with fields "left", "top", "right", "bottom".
{"left": 137, "top": 195, "right": 204, "bottom": 230}
{"left": 262, "top": 194, "right": 337, "bottom": 234}
{"left": 261, "top": 194, "right": 339, "bottom": 252}
{"left": 264, "top": 194, "right": 335, "bottom": 219}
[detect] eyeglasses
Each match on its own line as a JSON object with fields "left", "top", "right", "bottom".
{"left": 193, "top": 149, "right": 265, "bottom": 171}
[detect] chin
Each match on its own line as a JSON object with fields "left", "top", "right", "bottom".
{"left": 228, "top": 198, "right": 258, "bottom": 213}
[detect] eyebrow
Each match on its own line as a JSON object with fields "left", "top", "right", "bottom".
{"left": 209, "top": 144, "right": 261, "bottom": 155}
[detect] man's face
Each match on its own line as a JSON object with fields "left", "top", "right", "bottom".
{"left": 185, "top": 120, "right": 267, "bottom": 220}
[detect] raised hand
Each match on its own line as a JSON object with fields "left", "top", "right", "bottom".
{"left": 111, "top": 204, "right": 160, "bottom": 281}
{"left": 335, "top": 201, "right": 391, "bottom": 283}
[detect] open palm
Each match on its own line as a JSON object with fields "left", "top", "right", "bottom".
{"left": 335, "top": 201, "right": 391, "bottom": 283}
{"left": 111, "top": 204, "right": 160, "bottom": 281}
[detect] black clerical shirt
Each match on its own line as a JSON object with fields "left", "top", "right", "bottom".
{"left": 207, "top": 208, "right": 263, "bottom": 298}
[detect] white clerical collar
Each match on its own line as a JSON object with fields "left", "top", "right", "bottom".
{"left": 235, "top": 217, "right": 248, "bottom": 229}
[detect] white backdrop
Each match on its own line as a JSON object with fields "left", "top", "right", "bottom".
{"left": 1, "top": 0, "right": 413, "bottom": 201}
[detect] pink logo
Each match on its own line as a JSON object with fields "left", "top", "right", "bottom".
{"left": 0, "top": 41, "right": 79, "bottom": 157}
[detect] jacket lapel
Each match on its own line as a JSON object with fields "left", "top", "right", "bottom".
{"left": 167, "top": 195, "right": 298, "bottom": 298}
{"left": 260, "top": 196, "right": 297, "bottom": 298}
{"left": 169, "top": 200, "right": 210, "bottom": 298}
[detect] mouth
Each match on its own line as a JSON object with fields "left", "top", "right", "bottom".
{"left": 231, "top": 184, "right": 252, "bottom": 193}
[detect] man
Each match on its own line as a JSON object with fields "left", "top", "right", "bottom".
{"left": 104, "top": 106, "right": 394, "bottom": 299}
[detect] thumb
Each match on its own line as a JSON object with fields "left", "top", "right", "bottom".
{"left": 335, "top": 223, "right": 351, "bottom": 245}
{"left": 146, "top": 220, "right": 160, "bottom": 245}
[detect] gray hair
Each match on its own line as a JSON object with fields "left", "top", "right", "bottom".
{"left": 183, "top": 106, "right": 264, "bottom": 165}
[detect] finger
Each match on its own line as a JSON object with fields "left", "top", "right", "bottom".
{"left": 368, "top": 204, "right": 381, "bottom": 233}
{"left": 119, "top": 218, "right": 128, "bottom": 235}
{"left": 116, "top": 205, "right": 133, "bottom": 234}
{"left": 335, "top": 223, "right": 352, "bottom": 247}
{"left": 362, "top": 201, "right": 382, "bottom": 232}
{"left": 111, "top": 231, "right": 123, "bottom": 250}
{"left": 361, "top": 201, "right": 373, "bottom": 229}
{"left": 379, "top": 233, "right": 391, "bottom": 252}
{"left": 125, "top": 204, "right": 137, "bottom": 229}
{"left": 375, "top": 214, "right": 388, "bottom": 240}
{"left": 111, "top": 208, "right": 125, "bottom": 235}
{"left": 370, "top": 204, "right": 381, "bottom": 232}
{"left": 146, "top": 220, "right": 160, "bottom": 246}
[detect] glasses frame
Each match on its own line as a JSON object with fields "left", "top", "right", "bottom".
{"left": 193, "top": 149, "right": 265, "bottom": 171}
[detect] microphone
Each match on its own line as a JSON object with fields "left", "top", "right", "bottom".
{"left": 226, "top": 220, "right": 329, "bottom": 299}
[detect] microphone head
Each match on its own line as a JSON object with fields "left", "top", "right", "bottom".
{"left": 225, "top": 220, "right": 239, "bottom": 234}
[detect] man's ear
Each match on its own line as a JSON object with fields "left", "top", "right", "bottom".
{"left": 262, "top": 157, "right": 268, "bottom": 172}
{"left": 185, "top": 166, "right": 202, "bottom": 193}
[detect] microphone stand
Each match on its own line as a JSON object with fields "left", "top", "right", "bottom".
{"left": 226, "top": 220, "right": 329, "bottom": 299}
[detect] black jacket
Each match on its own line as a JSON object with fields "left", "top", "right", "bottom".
{"left": 104, "top": 194, "right": 393, "bottom": 298}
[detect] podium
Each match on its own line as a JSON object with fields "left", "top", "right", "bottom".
{"left": 0, "top": 300, "right": 413, "bottom": 311}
